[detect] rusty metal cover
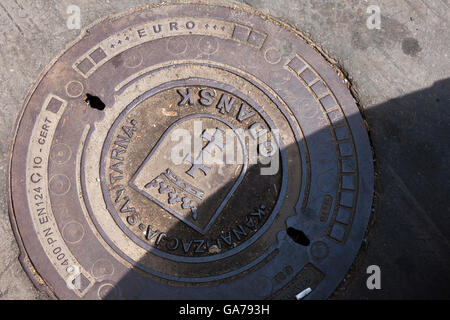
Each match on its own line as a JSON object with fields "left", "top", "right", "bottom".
{"left": 8, "top": 3, "right": 374, "bottom": 299}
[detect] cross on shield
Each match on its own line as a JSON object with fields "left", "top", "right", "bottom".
{"left": 130, "top": 114, "right": 248, "bottom": 234}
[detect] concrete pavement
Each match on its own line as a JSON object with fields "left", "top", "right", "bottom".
{"left": 0, "top": 0, "right": 448, "bottom": 299}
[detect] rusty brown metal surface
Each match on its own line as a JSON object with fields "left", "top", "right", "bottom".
{"left": 8, "top": 3, "right": 373, "bottom": 299}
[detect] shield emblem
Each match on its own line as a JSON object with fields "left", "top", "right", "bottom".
{"left": 130, "top": 114, "right": 248, "bottom": 234}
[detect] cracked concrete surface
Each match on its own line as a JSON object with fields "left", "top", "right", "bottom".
{"left": 0, "top": 0, "right": 449, "bottom": 299}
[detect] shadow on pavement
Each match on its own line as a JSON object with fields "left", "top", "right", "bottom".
{"left": 97, "top": 78, "right": 449, "bottom": 300}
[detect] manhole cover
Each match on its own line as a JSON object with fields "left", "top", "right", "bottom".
{"left": 8, "top": 3, "right": 373, "bottom": 299}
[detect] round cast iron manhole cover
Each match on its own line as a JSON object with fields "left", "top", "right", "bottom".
{"left": 8, "top": 3, "right": 374, "bottom": 299}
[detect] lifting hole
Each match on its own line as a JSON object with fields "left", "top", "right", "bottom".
{"left": 85, "top": 93, "right": 105, "bottom": 111}
{"left": 287, "top": 227, "right": 310, "bottom": 246}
